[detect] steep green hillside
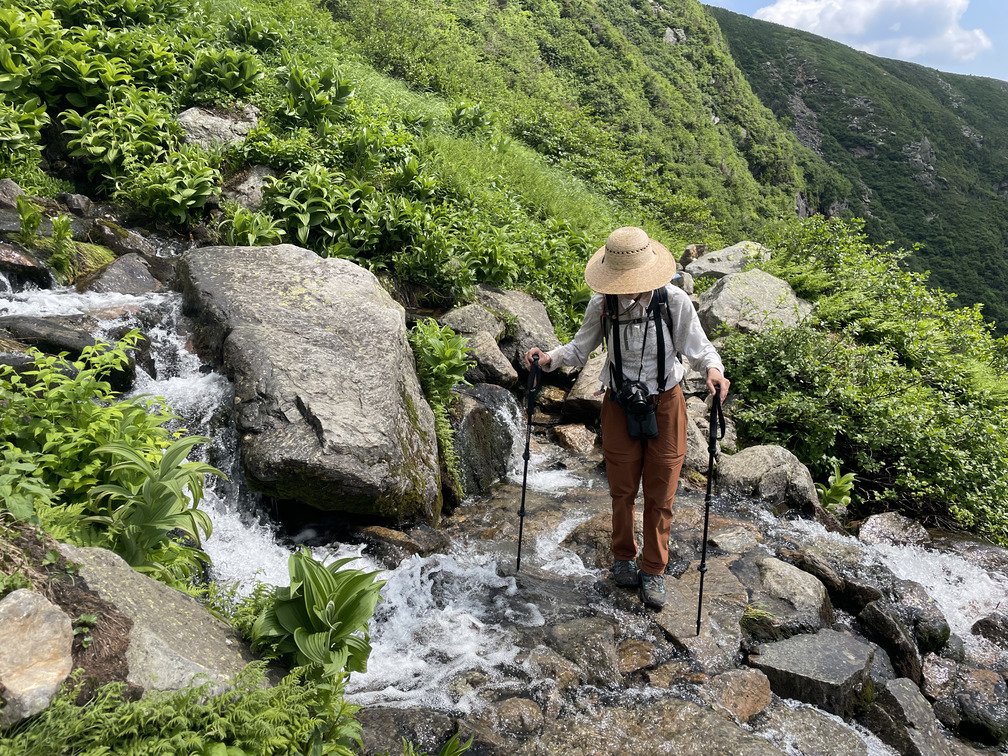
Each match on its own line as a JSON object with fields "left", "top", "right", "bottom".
{"left": 709, "top": 6, "right": 1008, "bottom": 332}
{"left": 324, "top": 0, "right": 847, "bottom": 244}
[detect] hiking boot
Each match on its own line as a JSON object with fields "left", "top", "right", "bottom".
{"left": 640, "top": 571, "right": 666, "bottom": 609}
{"left": 612, "top": 559, "right": 638, "bottom": 588}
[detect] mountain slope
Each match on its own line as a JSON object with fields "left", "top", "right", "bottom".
{"left": 323, "top": 0, "right": 847, "bottom": 245}
{"left": 708, "top": 6, "right": 1008, "bottom": 331}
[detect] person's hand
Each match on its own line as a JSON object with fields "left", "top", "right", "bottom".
{"left": 706, "top": 368, "right": 730, "bottom": 400}
{"left": 525, "top": 347, "right": 551, "bottom": 370}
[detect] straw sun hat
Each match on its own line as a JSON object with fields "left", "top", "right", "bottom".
{"left": 583, "top": 226, "right": 677, "bottom": 295}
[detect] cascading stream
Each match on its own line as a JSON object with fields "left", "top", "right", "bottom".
{"left": 4, "top": 279, "right": 1007, "bottom": 751}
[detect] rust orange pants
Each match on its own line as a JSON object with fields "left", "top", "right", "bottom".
{"left": 601, "top": 385, "right": 687, "bottom": 576}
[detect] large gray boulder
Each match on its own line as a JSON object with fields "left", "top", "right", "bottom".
{"left": 474, "top": 285, "right": 559, "bottom": 368}
{"left": 178, "top": 244, "right": 440, "bottom": 522}
{"left": 749, "top": 629, "right": 876, "bottom": 718}
{"left": 562, "top": 350, "right": 606, "bottom": 421}
{"left": 716, "top": 444, "right": 818, "bottom": 511}
{"left": 685, "top": 240, "right": 767, "bottom": 281}
{"left": 697, "top": 269, "right": 812, "bottom": 335}
{"left": 57, "top": 544, "right": 258, "bottom": 695}
{"left": 734, "top": 553, "right": 834, "bottom": 641}
{"left": 83, "top": 253, "right": 161, "bottom": 295}
{"left": 0, "top": 590, "right": 73, "bottom": 727}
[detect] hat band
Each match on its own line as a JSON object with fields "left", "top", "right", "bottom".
{"left": 603, "top": 242, "right": 654, "bottom": 271}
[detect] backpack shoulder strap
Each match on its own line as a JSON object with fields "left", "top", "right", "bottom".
{"left": 602, "top": 294, "right": 622, "bottom": 388}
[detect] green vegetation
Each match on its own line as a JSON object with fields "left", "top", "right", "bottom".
{"left": 250, "top": 548, "right": 385, "bottom": 680}
{"left": 709, "top": 6, "right": 1008, "bottom": 334}
{"left": 0, "top": 335, "right": 224, "bottom": 590}
{"left": 409, "top": 318, "right": 473, "bottom": 497}
{"left": 723, "top": 216, "right": 1008, "bottom": 542}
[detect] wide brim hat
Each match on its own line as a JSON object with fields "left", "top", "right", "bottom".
{"left": 584, "top": 226, "right": 678, "bottom": 295}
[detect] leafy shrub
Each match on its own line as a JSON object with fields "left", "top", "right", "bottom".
{"left": 51, "top": 0, "right": 189, "bottom": 28}
{"left": 409, "top": 318, "right": 472, "bottom": 405}
{"left": 0, "top": 664, "right": 363, "bottom": 756}
{"left": 226, "top": 12, "right": 283, "bottom": 51}
{"left": 48, "top": 213, "right": 74, "bottom": 281}
{"left": 265, "top": 163, "right": 348, "bottom": 248}
{"left": 692, "top": 275, "right": 717, "bottom": 296}
{"left": 187, "top": 48, "right": 263, "bottom": 99}
{"left": 120, "top": 145, "right": 221, "bottom": 225}
{"left": 0, "top": 95, "right": 48, "bottom": 162}
{"left": 89, "top": 435, "right": 221, "bottom": 585}
{"left": 251, "top": 548, "right": 385, "bottom": 681}
{"left": 450, "top": 99, "right": 492, "bottom": 138}
{"left": 279, "top": 60, "right": 355, "bottom": 125}
{"left": 61, "top": 86, "right": 181, "bottom": 186}
{"left": 0, "top": 334, "right": 224, "bottom": 586}
{"left": 218, "top": 201, "right": 285, "bottom": 246}
{"left": 15, "top": 194, "right": 42, "bottom": 247}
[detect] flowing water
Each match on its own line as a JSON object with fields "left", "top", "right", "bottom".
{"left": 4, "top": 277, "right": 1007, "bottom": 751}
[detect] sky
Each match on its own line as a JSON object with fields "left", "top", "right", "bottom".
{"left": 703, "top": 0, "right": 1006, "bottom": 82}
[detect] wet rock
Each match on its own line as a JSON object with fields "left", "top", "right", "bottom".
{"left": 475, "top": 285, "right": 560, "bottom": 369}
{"left": 82, "top": 253, "right": 161, "bottom": 295}
{"left": 754, "top": 702, "right": 869, "bottom": 756}
{"left": 858, "top": 599, "right": 922, "bottom": 684}
{"left": 357, "top": 706, "right": 455, "bottom": 756}
{"left": 547, "top": 616, "right": 621, "bottom": 687}
{"left": 360, "top": 525, "right": 426, "bottom": 567}
{"left": 737, "top": 553, "right": 834, "bottom": 641}
{"left": 954, "top": 668, "right": 1008, "bottom": 745}
{"left": 92, "top": 220, "right": 158, "bottom": 257}
{"left": 561, "top": 511, "right": 613, "bottom": 570}
{"left": 859, "top": 512, "right": 931, "bottom": 547}
{"left": 971, "top": 612, "right": 1008, "bottom": 648}
{"left": 748, "top": 628, "right": 875, "bottom": 718}
{"left": 709, "top": 525, "right": 759, "bottom": 553}
{"left": 222, "top": 164, "right": 276, "bottom": 210}
{"left": 716, "top": 444, "right": 818, "bottom": 512}
{"left": 450, "top": 383, "right": 517, "bottom": 497}
{"left": 536, "top": 384, "right": 566, "bottom": 414}
{"left": 0, "top": 241, "right": 53, "bottom": 289}
{"left": 863, "top": 677, "right": 952, "bottom": 756}
{"left": 699, "top": 668, "right": 772, "bottom": 723}
{"left": 551, "top": 424, "right": 597, "bottom": 455}
{"left": 179, "top": 245, "right": 440, "bottom": 522}
{"left": 684, "top": 240, "right": 766, "bottom": 281}
{"left": 655, "top": 558, "right": 747, "bottom": 674}
{"left": 0, "top": 315, "right": 135, "bottom": 392}
{"left": 0, "top": 590, "right": 73, "bottom": 727}
{"left": 0, "top": 178, "right": 24, "bottom": 208}
{"left": 776, "top": 545, "right": 846, "bottom": 596}
{"left": 684, "top": 415, "right": 711, "bottom": 475}
{"left": 463, "top": 331, "right": 518, "bottom": 388}
{"left": 896, "top": 578, "right": 951, "bottom": 655}
{"left": 493, "top": 697, "right": 544, "bottom": 737}
{"left": 696, "top": 269, "right": 812, "bottom": 335}
{"left": 869, "top": 642, "right": 898, "bottom": 686}
{"left": 177, "top": 105, "right": 257, "bottom": 149}
{"left": 617, "top": 638, "right": 659, "bottom": 676}
{"left": 523, "top": 646, "right": 579, "bottom": 691}
{"left": 456, "top": 716, "right": 511, "bottom": 756}
{"left": 525, "top": 696, "right": 788, "bottom": 755}
{"left": 57, "top": 192, "right": 93, "bottom": 216}
{"left": 562, "top": 351, "right": 606, "bottom": 421}
{"left": 57, "top": 543, "right": 258, "bottom": 695}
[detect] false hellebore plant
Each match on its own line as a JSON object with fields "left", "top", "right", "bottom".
{"left": 251, "top": 548, "right": 385, "bottom": 681}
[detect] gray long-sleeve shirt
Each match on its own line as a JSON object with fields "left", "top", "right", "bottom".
{"left": 544, "top": 285, "right": 724, "bottom": 395}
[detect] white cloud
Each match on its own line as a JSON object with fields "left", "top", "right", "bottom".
{"left": 753, "top": 0, "right": 992, "bottom": 62}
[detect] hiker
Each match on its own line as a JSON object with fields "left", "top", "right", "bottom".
{"left": 524, "top": 226, "right": 729, "bottom": 609}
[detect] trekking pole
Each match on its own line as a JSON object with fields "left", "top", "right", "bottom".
{"left": 516, "top": 353, "right": 541, "bottom": 573}
{"left": 696, "top": 384, "right": 725, "bottom": 636}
